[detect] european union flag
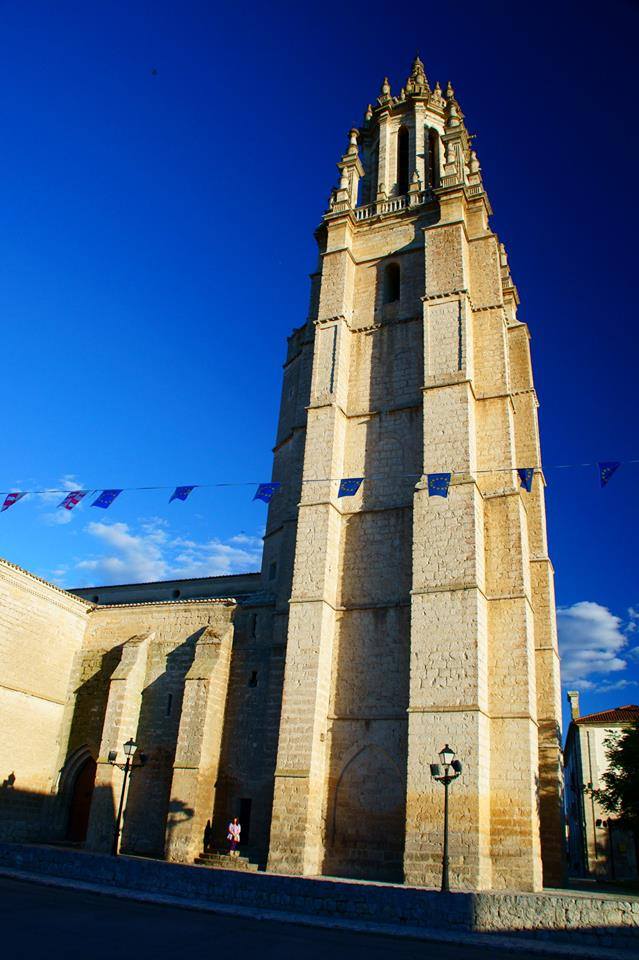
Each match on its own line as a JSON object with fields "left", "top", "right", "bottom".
{"left": 338, "top": 477, "right": 363, "bottom": 498}
{"left": 92, "top": 489, "right": 122, "bottom": 509}
{"left": 169, "top": 485, "right": 195, "bottom": 503}
{"left": 598, "top": 461, "right": 621, "bottom": 487}
{"left": 518, "top": 468, "right": 534, "bottom": 492}
{"left": 427, "top": 473, "right": 451, "bottom": 498}
{"left": 254, "top": 482, "right": 280, "bottom": 504}
{"left": 1, "top": 491, "right": 26, "bottom": 513}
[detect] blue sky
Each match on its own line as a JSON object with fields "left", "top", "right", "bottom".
{"left": 1, "top": 1, "right": 637, "bottom": 728}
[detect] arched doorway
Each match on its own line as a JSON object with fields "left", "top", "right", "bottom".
{"left": 325, "top": 744, "right": 406, "bottom": 882}
{"left": 65, "top": 756, "right": 97, "bottom": 842}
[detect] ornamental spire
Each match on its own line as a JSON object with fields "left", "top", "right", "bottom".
{"left": 405, "top": 54, "right": 430, "bottom": 96}
{"left": 377, "top": 76, "right": 392, "bottom": 106}
{"left": 444, "top": 81, "right": 465, "bottom": 129}
{"left": 327, "top": 128, "right": 364, "bottom": 213}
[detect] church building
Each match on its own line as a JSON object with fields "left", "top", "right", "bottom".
{"left": 0, "top": 57, "right": 564, "bottom": 891}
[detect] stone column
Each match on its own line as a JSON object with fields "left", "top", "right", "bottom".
{"left": 508, "top": 318, "right": 565, "bottom": 886}
{"left": 405, "top": 209, "right": 492, "bottom": 890}
{"left": 85, "top": 633, "right": 150, "bottom": 852}
{"left": 484, "top": 485, "right": 543, "bottom": 891}
{"left": 464, "top": 227, "right": 543, "bottom": 891}
{"left": 267, "top": 214, "right": 354, "bottom": 876}
{"left": 164, "top": 624, "right": 234, "bottom": 863}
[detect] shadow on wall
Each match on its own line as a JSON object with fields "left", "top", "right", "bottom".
{"left": 211, "top": 611, "right": 284, "bottom": 864}
{"left": 164, "top": 798, "right": 195, "bottom": 846}
{"left": 120, "top": 635, "right": 199, "bottom": 858}
{"left": 65, "top": 647, "right": 123, "bottom": 773}
{"left": 0, "top": 778, "right": 50, "bottom": 842}
{"left": 46, "top": 630, "right": 204, "bottom": 857}
{"left": 537, "top": 718, "right": 565, "bottom": 887}
{"left": 0, "top": 779, "right": 115, "bottom": 847}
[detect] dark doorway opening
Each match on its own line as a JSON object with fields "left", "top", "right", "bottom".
{"left": 239, "top": 797, "right": 252, "bottom": 845}
{"left": 66, "top": 756, "right": 97, "bottom": 842}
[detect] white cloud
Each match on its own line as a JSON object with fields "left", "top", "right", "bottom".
{"left": 594, "top": 678, "right": 639, "bottom": 693}
{"left": 70, "top": 518, "right": 263, "bottom": 587}
{"left": 557, "top": 601, "right": 631, "bottom": 689}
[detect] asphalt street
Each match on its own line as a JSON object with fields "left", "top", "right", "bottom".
{"left": 0, "top": 876, "right": 569, "bottom": 960}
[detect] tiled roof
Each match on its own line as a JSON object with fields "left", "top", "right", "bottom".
{"left": 90, "top": 597, "right": 237, "bottom": 610}
{"left": 576, "top": 705, "right": 639, "bottom": 725}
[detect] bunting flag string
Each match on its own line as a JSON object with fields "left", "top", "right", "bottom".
{"left": 169, "top": 485, "right": 196, "bottom": 504}
{"left": 0, "top": 456, "right": 633, "bottom": 516}
{"left": 427, "top": 473, "right": 452, "bottom": 498}
{"left": 253, "top": 482, "right": 280, "bottom": 504}
{"left": 517, "top": 468, "right": 534, "bottom": 493}
{"left": 58, "top": 491, "right": 88, "bottom": 511}
{"left": 1, "top": 492, "right": 26, "bottom": 512}
{"left": 338, "top": 477, "right": 363, "bottom": 498}
{"left": 598, "top": 461, "right": 621, "bottom": 488}
{"left": 92, "top": 489, "right": 122, "bottom": 510}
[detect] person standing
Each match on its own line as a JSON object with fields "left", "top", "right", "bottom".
{"left": 227, "top": 816, "right": 241, "bottom": 856}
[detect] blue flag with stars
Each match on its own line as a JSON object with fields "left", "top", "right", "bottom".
{"left": 518, "top": 468, "right": 534, "bottom": 492}
{"left": 338, "top": 477, "right": 363, "bottom": 498}
{"left": 427, "top": 473, "right": 451, "bottom": 498}
{"left": 92, "top": 489, "right": 122, "bottom": 509}
{"left": 254, "top": 482, "right": 280, "bottom": 504}
{"left": 169, "top": 485, "right": 195, "bottom": 503}
{"left": 598, "top": 461, "right": 620, "bottom": 487}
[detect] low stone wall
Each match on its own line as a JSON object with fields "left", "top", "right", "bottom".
{"left": 0, "top": 843, "right": 637, "bottom": 951}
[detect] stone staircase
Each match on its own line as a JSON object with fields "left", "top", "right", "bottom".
{"left": 194, "top": 850, "right": 259, "bottom": 872}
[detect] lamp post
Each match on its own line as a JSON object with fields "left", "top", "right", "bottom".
{"left": 108, "top": 738, "right": 145, "bottom": 856}
{"left": 430, "top": 744, "right": 463, "bottom": 893}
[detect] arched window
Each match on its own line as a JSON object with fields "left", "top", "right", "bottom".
{"left": 383, "top": 263, "right": 400, "bottom": 304}
{"left": 397, "top": 126, "right": 409, "bottom": 195}
{"left": 428, "top": 128, "right": 440, "bottom": 188}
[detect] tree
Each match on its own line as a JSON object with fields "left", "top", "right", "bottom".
{"left": 590, "top": 721, "right": 639, "bottom": 834}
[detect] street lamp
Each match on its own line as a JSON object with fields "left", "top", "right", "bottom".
{"left": 430, "top": 744, "right": 463, "bottom": 893}
{"left": 108, "top": 738, "right": 146, "bottom": 856}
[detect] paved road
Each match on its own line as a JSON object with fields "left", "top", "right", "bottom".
{"left": 0, "top": 876, "right": 566, "bottom": 960}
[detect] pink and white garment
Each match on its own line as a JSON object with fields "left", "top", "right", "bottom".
{"left": 227, "top": 821, "right": 241, "bottom": 849}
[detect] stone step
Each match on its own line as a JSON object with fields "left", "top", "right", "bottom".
{"left": 196, "top": 854, "right": 252, "bottom": 865}
{"left": 194, "top": 852, "right": 259, "bottom": 872}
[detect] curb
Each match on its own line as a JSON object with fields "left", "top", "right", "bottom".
{"left": 0, "top": 866, "right": 636, "bottom": 960}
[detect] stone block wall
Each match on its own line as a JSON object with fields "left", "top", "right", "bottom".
{"left": 268, "top": 135, "right": 563, "bottom": 889}
{"left": 0, "top": 559, "right": 89, "bottom": 840}
{"left": 77, "top": 600, "right": 236, "bottom": 858}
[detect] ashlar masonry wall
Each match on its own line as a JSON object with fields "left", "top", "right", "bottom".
{"left": 76, "top": 600, "right": 236, "bottom": 862}
{"left": 267, "top": 80, "right": 563, "bottom": 892}
{"left": 0, "top": 559, "right": 90, "bottom": 840}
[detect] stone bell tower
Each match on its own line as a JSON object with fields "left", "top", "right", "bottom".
{"left": 262, "top": 56, "right": 564, "bottom": 891}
